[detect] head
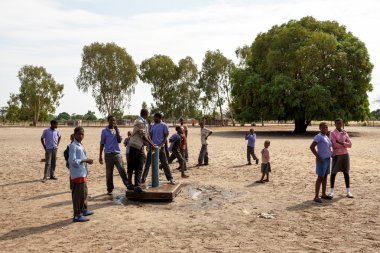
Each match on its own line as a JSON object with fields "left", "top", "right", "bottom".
{"left": 74, "top": 126, "right": 84, "bottom": 142}
{"left": 199, "top": 120, "right": 205, "bottom": 128}
{"left": 127, "top": 131, "right": 132, "bottom": 137}
{"left": 140, "top": 109, "right": 149, "bottom": 119}
{"left": 175, "top": 126, "right": 183, "bottom": 134}
{"left": 50, "top": 119, "right": 58, "bottom": 129}
{"left": 153, "top": 112, "right": 162, "bottom": 123}
{"left": 335, "top": 118, "right": 343, "bottom": 130}
{"left": 107, "top": 115, "right": 116, "bottom": 127}
{"left": 249, "top": 128, "right": 254, "bottom": 134}
{"left": 264, "top": 140, "right": 270, "bottom": 148}
{"left": 179, "top": 118, "right": 184, "bottom": 125}
{"left": 70, "top": 133, "right": 74, "bottom": 142}
{"left": 319, "top": 122, "right": 328, "bottom": 134}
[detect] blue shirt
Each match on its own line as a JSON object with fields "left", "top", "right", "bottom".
{"left": 313, "top": 133, "right": 333, "bottom": 159}
{"left": 41, "top": 128, "right": 61, "bottom": 150}
{"left": 100, "top": 127, "right": 122, "bottom": 153}
{"left": 245, "top": 133, "right": 256, "bottom": 147}
{"left": 150, "top": 121, "right": 169, "bottom": 145}
{"left": 69, "top": 139, "right": 88, "bottom": 180}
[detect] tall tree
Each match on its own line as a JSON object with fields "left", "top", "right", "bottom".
{"left": 231, "top": 16, "right": 373, "bottom": 133}
{"left": 199, "top": 50, "right": 235, "bottom": 125}
{"left": 18, "top": 65, "right": 64, "bottom": 126}
{"left": 0, "top": 107, "right": 7, "bottom": 123}
{"left": 57, "top": 112, "right": 71, "bottom": 121}
{"left": 175, "top": 56, "right": 200, "bottom": 119}
{"left": 83, "top": 110, "right": 97, "bottom": 121}
{"left": 139, "top": 55, "right": 178, "bottom": 117}
{"left": 77, "top": 42, "right": 137, "bottom": 116}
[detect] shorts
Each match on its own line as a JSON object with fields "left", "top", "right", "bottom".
{"left": 316, "top": 158, "right": 330, "bottom": 177}
{"left": 332, "top": 154, "right": 350, "bottom": 174}
{"left": 261, "top": 162, "right": 271, "bottom": 174}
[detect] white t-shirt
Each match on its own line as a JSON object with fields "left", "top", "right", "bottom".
{"left": 201, "top": 127, "right": 211, "bottom": 145}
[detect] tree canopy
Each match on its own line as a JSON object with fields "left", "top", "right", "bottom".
{"left": 17, "top": 65, "right": 64, "bottom": 126}
{"left": 231, "top": 16, "right": 373, "bottom": 132}
{"left": 76, "top": 42, "right": 137, "bottom": 117}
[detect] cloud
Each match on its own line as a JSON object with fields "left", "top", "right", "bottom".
{"left": 0, "top": 0, "right": 379, "bottom": 116}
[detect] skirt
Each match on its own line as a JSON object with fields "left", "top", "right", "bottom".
{"left": 332, "top": 154, "right": 350, "bottom": 174}
{"left": 261, "top": 162, "right": 271, "bottom": 174}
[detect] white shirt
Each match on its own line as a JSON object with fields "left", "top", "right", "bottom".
{"left": 201, "top": 127, "right": 211, "bottom": 145}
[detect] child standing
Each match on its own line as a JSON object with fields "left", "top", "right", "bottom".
{"left": 69, "top": 127, "right": 94, "bottom": 222}
{"left": 123, "top": 131, "right": 132, "bottom": 162}
{"left": 168, "top": 126, "right": 189, "bottom": 178}
{"left": 310, "top": 122, "right": 333, "bottom": 203}
{"left": 258, "top": 140, "right": 271, "bottom": 183}
{"left": 245, "top": 129, "right": 259, "bottom": 165}
{"left": 197, "top": 120, "right": 213, "bottom": 166}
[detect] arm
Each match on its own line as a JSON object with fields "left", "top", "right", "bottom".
{"left": 245, "top": 134, "right": 249, "bottom": 140}
{"left": 99, "top": 144, "right": 104, "bottom": 164}
{"left": 57, "top": 135, "right": 61, "bottom": 147}
{"left": 115, "top": 126, "right": 122, "bottom": 143}
{"left": 344, "top": 133, "right": 352, "bottom": 148}
{"left": 205, "top": 131, "right": 213, "bottom": 139}
{"left": 160, "top": 133, "right": 169, "bottom": 147}
{"left": 310, "top": 141, "right": 322, "bottom": 163}
{"left": 40, "top": 137, "right": 46, "bottom": 150}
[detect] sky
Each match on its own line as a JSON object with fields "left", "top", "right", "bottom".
{"left": 1, "top": 0, "right": 379, "bottom": 117}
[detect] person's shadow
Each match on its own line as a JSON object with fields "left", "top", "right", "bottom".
{"left": 0, "top": 202, "right": 111, "bottom": 241}
{"left": 286, "top": 196, "right": 344, "bottom": 211}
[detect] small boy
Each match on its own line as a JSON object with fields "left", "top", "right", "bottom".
{"left": 258, "top": 140, "right": 271, "bottom": 183}
{"left": 168, "top": 126, "right": 189, "bottom": 178}
{"left": 310, "top": 122, "right": 333, "bottom": 203}
{"left": 245, "top": 129, "right": 259, "bottom": 165}
{"left": 197, "top": 120, "right": 212, "bottom": 166}
{"left": 69, "top": 126, "right": 94, "bottom": 222}
{"left": 123, "top": 131, "right": 132, "bottom": 161}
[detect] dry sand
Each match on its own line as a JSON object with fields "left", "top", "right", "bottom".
{"left": 0, "top": 125, "right": 379, "bottom": 252}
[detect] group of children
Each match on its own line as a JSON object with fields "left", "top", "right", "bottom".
{"left": 40, "top": 115, "right": 353, "bottom": 222}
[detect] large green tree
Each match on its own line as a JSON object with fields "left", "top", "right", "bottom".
{"left": 199, "top": 50, "right": 235, "bottom": 125}
{"left": 57, "top": 112, "right": 71, "bottom": 121}
{"left": 231, "top": 16, "right": 373, "bottom": 133}
{"left": 77, "top": 42, "right": 137, "bottom": 116}
{"left": 18, "top": 65, "right": 64, "bottom": 126}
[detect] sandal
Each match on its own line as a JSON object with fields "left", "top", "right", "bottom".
{"left": 321, "top": 195, "right": 333, "bottom": 200}
{"left": 314, "top": 198, "right": 322, "bottom": 203}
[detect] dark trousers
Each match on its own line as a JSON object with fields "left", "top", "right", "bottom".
{"left": 184, "top": 148, "right": 189, "bottom": 161}
{"left": 127, "top": 146, "right": 145, "bottom": 186}
{"left": 198, "top": 144, "right": 209, "bottom": 165}
{"left": 142, "top": 147, "right": 173, "bottom": 182}
{"left": 44, "top": 149, "right": 57, "bottom": 178}
{"left": 247, "top": 146, "right": 258, "bottom": 163}
{"left": 142, "top": 148, "right": 152, "bottom": 183}
{"left": 168, "top": 149, "right": 187, "bottom": 173}
{"left": 104, "top": 153, "right": 128, "bottom": 192}
{"left": 72, "top": 181, "right": 88, "bottom": 216}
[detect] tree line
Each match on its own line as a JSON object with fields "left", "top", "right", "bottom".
{"left": 1, "top": 16, "right": 376, "bottom": 132}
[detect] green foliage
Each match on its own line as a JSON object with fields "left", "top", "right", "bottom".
{"left": 371, "top": 109, "right": 380, "bottom": 120}
{"left": 83, "top": 110, "right": 97, "bottom": 121}
{"left": 199, "top": 50, "right": 235, "bottom": 125}
{"left": 16, "top": 65, "right": 63, "bottom": 126}
{"left": 0, "top": 107, "right": 7, "bottom": 123}
{"left": 142, "top": 101, "right": 148, "bottom": 109}
{"left": 77, "top": 42, "right": 137, "bottom": 116}
{"left": 139, "top": 55, "right": 200, "bottom": 119}
{"left": 57, "top": 112, "right": 71, "bottom": 121}
{"left": 5, "top": 94, "right": 21, "bottom": 122}
{"left": 231, "top": 16, "right": 373, "bottom": 132}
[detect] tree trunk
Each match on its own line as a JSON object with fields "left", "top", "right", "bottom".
{"left": 294, "top": 118, "right": 310, "bottom": 133}
{"left": 219, "top": 104, "right": 224, "bottom": 126}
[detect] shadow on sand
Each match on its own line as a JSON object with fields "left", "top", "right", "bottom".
{"left": 286, "top": 196, "right": 344, "bottom": 211}
{"left": 0, "top": 179, "right": 42, "bottom": 187}
{"left": 25, "top": 191, "right": 70, "bottom": 201}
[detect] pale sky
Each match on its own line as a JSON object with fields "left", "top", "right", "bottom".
{"left": 1, "top": 0, "right": 379, "bottom": 116}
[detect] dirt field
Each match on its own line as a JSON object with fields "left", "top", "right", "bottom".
{"left": 0, "top": 125, "right": 379, "bottom": 252}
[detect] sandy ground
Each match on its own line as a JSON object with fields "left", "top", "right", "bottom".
{"left": 0, "top": 125, "right": 379, "bottom": 252}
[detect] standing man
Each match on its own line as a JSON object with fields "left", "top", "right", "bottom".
{"left": 245, "top": 129, "right": 259, "bottom": 165}
{"left": 144, "top": 113, "right": 175, "bottom": 184}
{"left": 128, "top": 109, "right": 156, "bottom": 193}
{"left": 99, "top": 115, "right": 129, "bottom": 195}
{"left": 41, "top": 119, "right": 61, "bottom": 182}
{"left": 179, "top": 118, "right": 189, "bottom": 161}
{"left": 197, "top": 120, "right": 212, "bottom": 166}
{"left": 329, "top": 118, "right": 353, "bottom": 198}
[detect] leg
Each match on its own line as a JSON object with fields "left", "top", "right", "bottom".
{"left": 321, "top": 175, "right": 328, "bottom": 197}
{"left": 181, "top": 150, "right": 187, "bottom": 171}
{"left": 168, "top": 152, "right": 176, "bottom": 164}
{"left": 127, "top": 147, "right": 135, "bottom": 186}
{"left": 330, "top": 173, "right": 337, "bottom": 189}
{"left": 83, "top": 182, "right": 88, "bottom": 212}
{"left": 315, "top": 176, "right": 323, "bottom": 200}
{"left": 104, "top": 153, "right": 114, "bottom": 193}
{"left": 204, "top": 145, "right": 209, "bottom": 165}
{"left": 184, "top": 148, "right": 188, "bottom": 161}
{"left": 141, "top": 148, "right": 152, "bottom": 183}
{"left": 50, "top": 149, "right": 57, "bottom": 178}
{"left": 114, "top": 154, "right": 129, "bottom": 187}
{"left": 159, "top": 147, "right": 173, "bottom": 181}
{"left": 247, "top": 147, "right": 251, "bottom": 164}
{"left": 134, "top": 150, "right": 144, "bottom": 187}
{"left": 343, "top": 172, "right": 350, "bottom": 188}
{"left": 198, "top": 145, "right": 205, "bottom": 165}
{"left": 44, "top": 150, "right": 52, "bottom": 179}
{"left": 72, "top": 182, "right": 85, "bottom": 217}
{"left": 251, "top": 147, "right": 258, "bottom": 161}
{"left": 174, "top": 149, "right": 186, "bottom": 175}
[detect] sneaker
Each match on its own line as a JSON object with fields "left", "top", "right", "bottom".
{"left": 127, "top": 184, "right": 135, "bottom": 191}
{"left": 327, "top": 191, "right": 334, "bottom": 198}
{"left": 134, "top": 186, "right": 145, "bottom": 193}
{"left": 347, "top": 192, "right": 354, "bottom": 198}
{"left": 41, "top": 177, "right": 47, "bottom": 183}
{"left": 246, "top": 162, "right": 252, "bottom": 165}
{"left": 106, "top": 191, "right": 113, "bottom": 196}
{"left": 73, "top": 215, "right": 89, "bottom": 222}
{"left": 313, "top": 198, "right": 322, "bottom": 203}
{"left": 169, "top": 179, "right": 176, "bottom": 185}
{"left": 83, "top": 210, "right": 94, "bottom": 216}
{"left": 256, "top": 159, "right": 259, "bottom": 165}
{"left": 50, "top": 176, "right": 58, "bottom": 180}
{"left": 181, "top": 174, "right": 189, "bottom": 178}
